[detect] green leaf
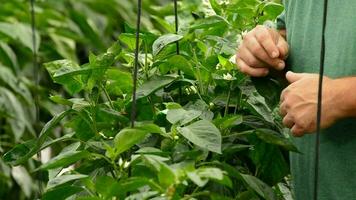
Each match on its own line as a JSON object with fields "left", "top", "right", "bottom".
{"left": 44, "top": 60, "right": 83, "bottom": 95}
{"left": 95, "top": 176, "right": 121, "bottom": 198}
{"left": 85, "top": 51, "right": 116, "bottom": 91}
{"left": 0, "top": 22, "right": 40, "bottom": 52}
{"left": 241, "top": 174, "right": 277, "bottom": 200}
{"left": 190, "top": 15, "right": 229, "bottom": 30}
{"left": 159, "top": 55, "right": 194, "bottom": 77}
{"left": 2, "top": 140, "right": 36, "bottom": 165}
{"left": 39, "top": 151, "right": 91, "bottom": 170}
{"left": 69, "top": 111, "right": 95, "bottom": 141}
{"left": 47, "top": 174, "right": 88, "bottom": 190}
{"left": 0, "top": 87, "right": 32, "bottom": 141}
{"left": 177, "top": 120, "right": 222, "bottom": 153}
{"left": 119, "top": 177, "right": 163, "bottom": 193}
{"left": 3, "top": 110, "right": 73, "bottom": 165}
{"left": 119, "top": 33, "right": 141, "bottom": 51}
{"left": 106, "top": 68, "right": 133, "bottom": 96}
{"left": 69, "top": 10, "right": 104, "bottom": 50}
{"left": 152, "top": 34, "right": 183, "bottom": 56}
{"left": 11, "top": 166, "right": 33, "bottom": 198}
{"left": 187, "top": 167, "right": 225, "bottom": 187}
{"left": 49, "top": 95, "right": 73, "bottom": 106}
{"left": 167, "top": 108, "right": 202, "bottom": 125}
{"left": 136, "top": 76, "right": 176, "bottom": 99}
{"left": 158, "top": 163, "right": 176, "bottom": 188}
{"left": 255, "top": 129, "right": 299, "bottom": 152}
{"left": 42, "top": 185, "right": 83, "bottom": 200}
{"left": 262, "top": 2, "right": 284, "bottom": 20}
{"left": 241, "top": 84, "right": 274, "bottom": 123}
{"left": 0, "top": 41, "right": 19, "bottom": 71}
{"left": 209, "top": 0, "right": 222, "bottom": 15}
{"left": 214, "top": 115, "right": 243, "bottom": 129}
{"left": 136, "top": 123, "right": 168, "bottom": 137}
{"left": 113, "top": 128, "right": 150, "bottom": 157}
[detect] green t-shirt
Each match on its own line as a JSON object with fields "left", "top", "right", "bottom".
{"left": 278, "top": 1, "right": 356, "bottom": 199}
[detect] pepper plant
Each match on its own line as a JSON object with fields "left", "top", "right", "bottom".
{"left": 3, "top": 0, "right": 296, "bottom": 199}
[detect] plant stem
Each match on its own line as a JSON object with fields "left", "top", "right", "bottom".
{"left": 182, "top": 191, "right": 210, "bottom": 200}
{"left": 101, "top": 83, "right": 114, "bottom": 109}
{"left": 224, "top": 81, "right": 233, "bottom": 116}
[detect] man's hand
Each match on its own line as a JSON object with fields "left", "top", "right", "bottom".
{"left": 236, "top": 25, "right": 289, "bottom": 77}
{"left": 280, "top": 71, "right": 344, "bottom": 137}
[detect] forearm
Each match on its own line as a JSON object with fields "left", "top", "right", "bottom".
{"left": 333, "top": 77, "right": 356, "bottom": 119}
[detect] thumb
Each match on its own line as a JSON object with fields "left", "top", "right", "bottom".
{"left": 286, "top": 71, "right": 305, "bottom": 83}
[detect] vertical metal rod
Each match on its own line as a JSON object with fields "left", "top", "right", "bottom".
{"left": 131, "top": 0, "right": 142, "bottom": 128}
{"left": 174, "top": 0, "right": 180, "bottom": 55}
{"left": 174, "top": 0, "right": 182, "bottom": 102}
{"left": 314, "top": 0, "right": 328, "bottom": 199}
{"left": 30, "top": 0, "right": 40, "bottom": 123}
{"left": 30, "top": 0, "right": 42, "bottom": 196}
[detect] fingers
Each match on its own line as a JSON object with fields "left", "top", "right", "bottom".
{"left": 238, "top": 45, "right": 268, "bottom": 68}
{"left": 291, "top": 125, "right": 305, "bottom": 137}
{"left": 283, "top": 114, "right": 294, "bottom": 128}
{"left": 286, "top": 71, "right": 305, "bottom": 83}
{"left": 277, "top": 35, "right": 289, "bottom": 59}
{"left": 236, "top": 25, "right": 289, "bottom": 77}
{"left": 255, "top": 26, "right": 280, "bottom": 58}
{"left": 279, "top": 102, "right": 287, "bottom": 117}
{"left": 236, "top": 58, "right": 269, "bottom": 77}
{"left": 244, "top": 37, "right": 285, "bottom": 70}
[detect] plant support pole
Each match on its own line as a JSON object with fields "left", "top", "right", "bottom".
{"left": 30, "top": 0, "right": 40, "bottom": 124}
{"left": 131, "top": 0, "right": 142, "bottom": 128}
{"left": 174, "top": 0, "right": 183, "bottom": 102}
{"left": 314, "top": 0, "right": 328, "bottom": 199}
{"left": 30, "top": 0, "right": 42, "bottom": 196}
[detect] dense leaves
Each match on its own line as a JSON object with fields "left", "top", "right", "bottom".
{"left": 0, "top": 0, "right": 295, "bottom": 199}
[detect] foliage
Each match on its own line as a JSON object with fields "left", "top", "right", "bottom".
{"left": 1, "top": 0, "right": 295, "bottom": 199}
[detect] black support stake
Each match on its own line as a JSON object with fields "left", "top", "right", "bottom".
{"left": 173, "top": 0, "right": 182, "bottom": 103}
{"left": 131, "top": 0, "right": 142, "bottom": 128}
{"left": 314, "top": 0, "right": 329, "bottom": 199}
{"left": 30, "top": 0, "right": 42, "bottom": 197}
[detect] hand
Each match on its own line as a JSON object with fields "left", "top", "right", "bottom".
{"left": 280, "top": 71, "right": 342, "bottom": 137}
{"left": 236, "top": 25, "right": 289, "bottom": 77}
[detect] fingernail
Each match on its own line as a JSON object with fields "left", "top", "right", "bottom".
{"left": 272, "top": 51, "right": 278, "bottom": 58}
{"left": 278, "top": 62, "right": 285, "bottom": 70}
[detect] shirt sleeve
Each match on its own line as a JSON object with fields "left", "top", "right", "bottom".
{"left": 276, "top": 10, "right": 286, "bottom": 30}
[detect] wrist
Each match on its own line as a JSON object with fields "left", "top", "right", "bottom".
{"left": 332, "top": 78, "right": 356, "bottom": 119}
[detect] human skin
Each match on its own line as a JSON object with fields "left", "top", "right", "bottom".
{"left": 235, "top": 25, "right": 356, "bottom": 136}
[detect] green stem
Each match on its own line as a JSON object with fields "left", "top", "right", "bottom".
{"left": 224, "top": 81, "right": 233, "bottom": 116}
{"left": 101, "top": 83, "right": 114, "bottom": 109}
{"left": 182, "top": 191, "right": 210, "bottom": 200}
